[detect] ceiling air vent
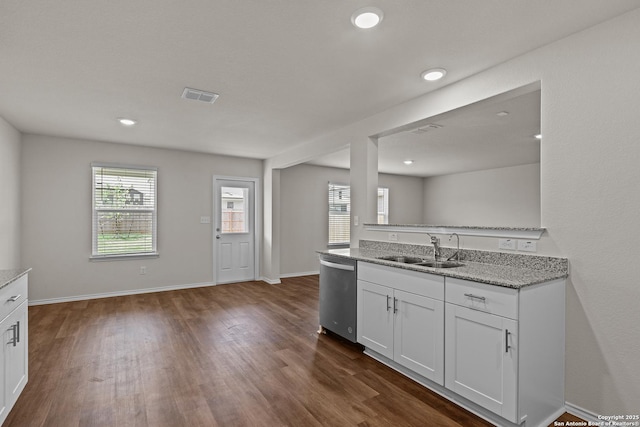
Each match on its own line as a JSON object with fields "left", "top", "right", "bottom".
{"left": 181, "top": 87, "right": 219, "bottom": 104}
{"left": 409, "top": 123, "right": 443, "bottom": 135}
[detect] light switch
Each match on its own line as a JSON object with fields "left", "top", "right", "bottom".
{"left": 200, "top": 216, "right": 211, "bottom": 224}
{"left": 353, "top": 215, "right": 359, "bottom": 226}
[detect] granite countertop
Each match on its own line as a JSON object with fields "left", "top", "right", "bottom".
{"left": 319, "top": 247, "right": 567, "bottom": 289}
{"left": 0, "top": 268, "right": 32, "bottom": 290}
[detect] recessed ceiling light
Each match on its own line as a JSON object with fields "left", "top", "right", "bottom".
{"left": 403, "top": 160, "right": 414, "bottom": 165}
{"left": 117, "top": 118, "right": 137, "bottom": 126}
{"left": 497, "top": 111, "right": 509, "bottom": 117}
{"left": 421, "top": 68, "right": 447, "bottom": 82}
{"left": 534, "top": 134, "right": 542, "bottom": 139}
{"left": 351, "top": 7, "right": 384, "bottom": 29}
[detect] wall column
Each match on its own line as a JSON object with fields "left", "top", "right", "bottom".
{"left": 349, "top": 136, "right": 378, "bottom": 248}
{"left": 261, "top": 163, "right": 281, "bottom": 283}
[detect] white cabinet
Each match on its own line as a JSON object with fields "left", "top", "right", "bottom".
{"left": 0, "top": 274, "right": 29, "bottom": 426}
{"left": 4, "top": 301, "right": 28, "bottom": 409}
{"left": 445, "top": 276, "right": 565, "bottom": 426}
{"left": 357, "top": 280, "right": 394, "bottom": 358}
{"left": 357, "top": 262, "right": 444, "bottom": 385}
{"left": 393, "top": 289, "right": 444, "bottom": 382}
{"left": 357, "top": 262, "right": 566, "bottom": 427}
{"left": 445, "top": 302, "right": 518, "bottom": 422}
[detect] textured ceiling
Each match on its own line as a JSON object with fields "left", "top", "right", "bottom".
{"left": 1, "top": 1, "right": 638, "bottom": 160}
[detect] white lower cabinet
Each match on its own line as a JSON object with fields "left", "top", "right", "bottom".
{"left": 357, "top": 263, "right": 444, "bottom": 385}
{"left": 445, "top": 303, "right": 518, "bottom": 422}
{"left": 357, "top": 280, "right": 394, "bottom": 358}
{"left": 357, "top": 262, "right": 566, "bottom": 427}
{"left": 394, "top": 289, "right": 444, "bottom": 382}
{"left": 0, "top": 274, "right": 29, "bottom": 426}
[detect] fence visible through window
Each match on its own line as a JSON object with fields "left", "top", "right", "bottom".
{"left": 221, "top": 186, "right": 248, "bottom": 233}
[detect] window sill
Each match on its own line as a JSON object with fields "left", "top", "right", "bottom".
{"left": 90, "top": 252, "right": 159, "bottom": 262}
{"left": 328, "top": 243, "right": 350, "bottom": 249}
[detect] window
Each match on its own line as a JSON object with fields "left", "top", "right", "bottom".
{"left": 92, "top": 164, "right": 157, "bottom": 258}
{"left": 378, "top": 187, "right": 389, "bottom": 225}
{"left": 220, "top": 186, "right": 249, "bottom": 233}
{"left": 328, "top": 183, "right": 389, "bottom": 246}
{"left": 328, "top": 183, "right": 351, "bottom": 245}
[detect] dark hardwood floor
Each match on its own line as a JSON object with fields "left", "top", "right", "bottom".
{"left": 7, "top": 275, "right": 581, "bottom": 426}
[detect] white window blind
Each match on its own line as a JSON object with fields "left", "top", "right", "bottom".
{"left": 328, "top": 183, "right": 389, "bottom": 246}
{"left": 92, "top": 164, "right": 157, "bottom": 258}
{"left": 328, "top": 183, "right": 351, "bottom": 245}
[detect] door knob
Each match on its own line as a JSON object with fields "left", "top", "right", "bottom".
{"left": 216, "top": 235, "right": 221, "bottom": 239}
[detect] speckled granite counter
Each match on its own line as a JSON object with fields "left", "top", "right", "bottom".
{"left": 318, "top": 241, "right": 567, "bottom": 289}
{"left": 0, "top": 268, "right": 31, "bottom": 290}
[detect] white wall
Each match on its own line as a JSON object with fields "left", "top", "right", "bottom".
{"left": 21, "top": 134, "right": 262, "bottom": 302}
{"left": 0, "top": 116, "right": 21, "bottom": 269}
{"left": 422, "top": 163, "right": 540, "bottom": 227}
{"left": 279, "top": 163, "right": 423, "bottom": 275}
{"left": 269, "top": 9, "right": 640, "bottom": 415}
{"left": 380, "top": 173, "right": 424, "bottom": 224}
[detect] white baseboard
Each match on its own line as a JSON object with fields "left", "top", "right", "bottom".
{"left": 565, "top": 401, "right": 600, "bottom": 424}
{"left": 279, "top": 270, "right": 319, "bottom": 278}
{"left": 259, "top": 271, "right": 319, "bottom": 284}
{"left": 260, "top": 276, "right": 281, "bottom": 285}
{"left": 29, "top": 281, "right": 215, "bottom": 306}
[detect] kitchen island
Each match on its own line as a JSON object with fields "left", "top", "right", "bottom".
{"left": 319, "top": 241, "right": 568, "bottom": 427}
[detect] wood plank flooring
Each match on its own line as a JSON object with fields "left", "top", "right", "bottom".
{"left": 6, "top": 276, "right": 581, "bottom": 426}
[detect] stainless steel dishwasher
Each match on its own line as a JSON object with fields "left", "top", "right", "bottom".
{"left": 318, "top": 254, "right": 357, "bottom": 343}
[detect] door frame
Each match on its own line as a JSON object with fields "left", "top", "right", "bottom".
{"left": 212, "top": 175, "right": 261, "bottom": 284}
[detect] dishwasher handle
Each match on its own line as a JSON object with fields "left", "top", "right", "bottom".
{"left": 320, "top": 259, "right": 355, "bottom": 272}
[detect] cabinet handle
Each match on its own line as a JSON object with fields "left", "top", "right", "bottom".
{"left": 7, "top": 295, "right": 21, "bottom": 302}
{"left": 16, "top": 321, "right": 20, "bottom": 344}
{"left": 386, "top": 295, "right": 391, "bottom": 312}
{"left": 505, "top": 329, "right": 511, "bottom": 353}
{"left": 464, "top": 293, "right": 486, "bottom": 302}
{"left": 8, "top": 324, "right": 17, "bottom": 347}
{"left": 393, "top": 297, "right": 398, "bottom": 314}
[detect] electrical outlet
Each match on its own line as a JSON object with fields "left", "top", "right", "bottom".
{"left": 140, "top": 266, "right": 146, "bottom": 275}
{"left": 498, "top": 239, "right": 516, "bottom": 250}
{"left": 517, "top": 240, "right": 537, "bottom": 252}
{"left": 389, "top": 233, "right": 398, "bottom": 241}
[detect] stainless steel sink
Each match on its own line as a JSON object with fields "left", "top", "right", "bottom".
{"left": 376, "top": 255, "right": 464, "bottom": 268}
{"left": 376, "top": 255, "right": 423, "bottom": 264}
{"left": 415, "top": 260, "right": 464, "bottom": 268}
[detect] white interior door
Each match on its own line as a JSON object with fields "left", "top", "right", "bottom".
{"left": 214, "top": 178, "right": 256, "bottom": 284}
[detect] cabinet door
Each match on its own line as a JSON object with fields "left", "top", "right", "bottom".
{"left": 5, "top": 301, "right": 27, "bottom": 409}
{"left": 357, "top": 280, "right": 394, "bottom": 359}
{"left": 394, "top": 290, "right": 444, "bottom": 385}
{"left": 445, "top": 304, "right": 518, "bottom": 422}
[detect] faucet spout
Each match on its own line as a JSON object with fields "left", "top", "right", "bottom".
{"left": 447, "top": 233, "right": 460, "bottom": 262}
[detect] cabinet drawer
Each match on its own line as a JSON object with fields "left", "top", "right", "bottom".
{"left": 0, "top": 274, "right": 28, "bottom": 321}
{"left": 358, "top": 262, "right": 444, "bottom": 300}
{"left": 445, "top": 277, "right": 518, "bottom": 319}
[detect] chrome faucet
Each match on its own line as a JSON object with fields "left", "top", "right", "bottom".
{"left": 427, "top": 233, "right": 441, "bottom": 261}
{"left": 447, "top": 233, "right": 460, "bottom": 262}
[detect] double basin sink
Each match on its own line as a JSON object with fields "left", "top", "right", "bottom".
{"left": 376, "top": 255, "right": 463, "bottom": 269}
